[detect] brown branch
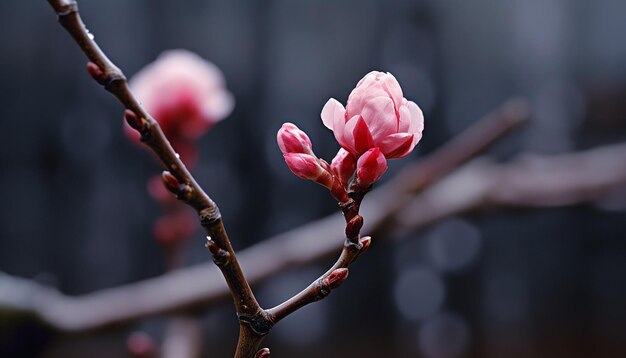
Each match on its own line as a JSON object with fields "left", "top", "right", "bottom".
{"left": 0, "top": 99, "right": 528, "bottom": 331}
{"left": 45, "top": 1, "right": 262, "bottom": 355}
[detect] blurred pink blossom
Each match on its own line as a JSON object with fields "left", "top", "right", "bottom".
{"left": 125, "top": 49, "right": 234, "bottom": 143}
{"left": 321, "top": 71, "right": 423, "bottom": 159}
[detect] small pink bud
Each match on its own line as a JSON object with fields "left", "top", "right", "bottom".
{"left": 283, "top": 153, "right": 334, "bottom": 188}
{"left": 330, "top": 148, "right": 357, "bottom": 186}
{"left": 124, "top": 109, "right": 143, "bottom": 131}
{"left": 277, "top": 123, "right": 313, "bottom": 155}
{"left": 86, "top": 61, "right": 107, "bottom": 85}
{"left": 325, "top": 268, "right": 349, "bottom": 289}
{"left": 355, "top": 147, "right": 388, "bottom": 189}
{"left": 255, "top": 348, "right": 271, "bottom": 358}
{"left": 161, "top": 171, "right": 180, "bottom": 194}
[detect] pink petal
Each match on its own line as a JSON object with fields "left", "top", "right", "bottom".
{"left": 346, "top": 73, "right": 388, "bottom": 117}
{"left": 360, "top": 96, "right": 397, "bottom": 142}
{"left": 353, "top": 116, "right": 375, "bottom": 154}
{"left": 379, "top": 133, "right": 415, "bottom": 159}
{"left": 407, "top": 100, "right": 425, "bottom": 146}
{"left": 398, "top": 104, "right": 412, "bottom": 133}
{"left": 340, "top": 115, "right": 360, "bottom": 154}
{"left": 321, "top": 98, "right": 345, "bottom": 130}
{"left": 380, "top": 72, "right": 403, "bottom": 111}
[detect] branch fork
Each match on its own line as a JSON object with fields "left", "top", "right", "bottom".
{"left": 45, "top": 0, "right": 377, "bottom": 356}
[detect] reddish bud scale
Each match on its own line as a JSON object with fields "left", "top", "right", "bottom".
{"left": 345, "top": 215, "right": 364, "bottom": 241}
{"left": 124, "top": 109, "right": 144, "bottom": 131}
{"left": 254, "top": 348, "right": 271, "bottom": 358}
{"left": 359, "top": 236, "right": 372, "bottom": 255}
{"left": 86, "top": 61, "right": 107, "bottom": 85}
{"left": 161, "top": 171, "right": 180, "bottom": 194}
{"left": 329, "top": 179, "right": 350, "bottom": 203}
{"left": 325, "top": 268, "right": 349, "bottom": 290}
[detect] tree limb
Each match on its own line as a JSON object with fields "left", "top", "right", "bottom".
{"left": 3, "top": 140, "right": 624, "bottom": 332}
{"left": 2, "top": 99, "right": 534, "bottom": 331}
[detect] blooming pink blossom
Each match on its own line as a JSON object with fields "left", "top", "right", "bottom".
{"left": 321, "top": 71, "right": 423, "bottom": 159}
{"left": 277, "top": 123, "right": 314, "bottom": 155}
{"left": 355, "top": 147, "right": 388, "bottom": 188}
{"left": 125, "top": 49, "right": 234, "bottom": 142}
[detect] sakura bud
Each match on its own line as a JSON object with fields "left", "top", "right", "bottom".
{"left": 355, "top": 147, "right": 388, "bottom": 189}
{"left": 86, "top": 61, "right": 107, "bottom": 85}
{"left": 161, "top": 171, "right": 180, "bottom": 194}
{"left": 277, "top": 122, "right": 314, "bottom": 155}
{"left": 255, "top": 348, "right": 271, "bottom": 358}
{"left": 283, "top": 153, "right": 333, "bottom": 188}
{"left": 324, "top": 268, "right": 349, "bottom": 290}
{"left": 330, "top": 148, "right": 357, "bottom": 186}
{"left": 124, "top": 109, "right": 143, "bottom": 131}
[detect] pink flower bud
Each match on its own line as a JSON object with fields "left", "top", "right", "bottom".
{"left": 124, "top": 50, "right": 234, "bottom": 143}
{"left": 277, "top": 122, "right": 313, "bottom": 155}
{"left": 355, "top": 147, "right": 388, "bottom": 188}
{"left": 324, "top": 268, "right": 349, "bottom": 290}
{"left": 330, "top": 148, "right": 357, "bottom": 186}
{"left": 321, "top": 71, "right": 424, "bottom": 159}
{"left": 284, "top": 153, "right": 333, "bottom": 188}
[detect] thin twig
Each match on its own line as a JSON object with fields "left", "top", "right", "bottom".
{"left": 45, "top": 1, "right": 262, "bottom": 355}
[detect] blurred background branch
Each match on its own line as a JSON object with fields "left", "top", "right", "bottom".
{"left": 1, "top": 101, "right": 624, "bottom": 334}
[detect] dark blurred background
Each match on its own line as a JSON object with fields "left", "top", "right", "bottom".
{"left": 1, "top": 0, "right": 626, "bottom": 357}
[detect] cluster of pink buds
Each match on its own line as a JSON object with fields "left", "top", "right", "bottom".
{"left": 278, "top": 71, "right": 424, "bottom": 200}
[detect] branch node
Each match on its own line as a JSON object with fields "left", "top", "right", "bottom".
{"left": 177, "top": 184, "right": 193, "bottom": 201}
{"left": 55, "top": 1, "right": 78, "bottom": 17}
{"left": 205, "top": 237, "right": 230, "bottom": 266}
{"left": 316, "top": 268, "right": 349, "bottom": 299}
{"left": 345, "top": 215, "right": 363, "bottom": 242}
{"left": 199, "top": 207, "right": 221, "bottom": 226}
{"left": 358, "top": 236, "right": 372, "bottom": 256}
{"left": 238, "top": 310, "right": 274, "bottom": 336}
